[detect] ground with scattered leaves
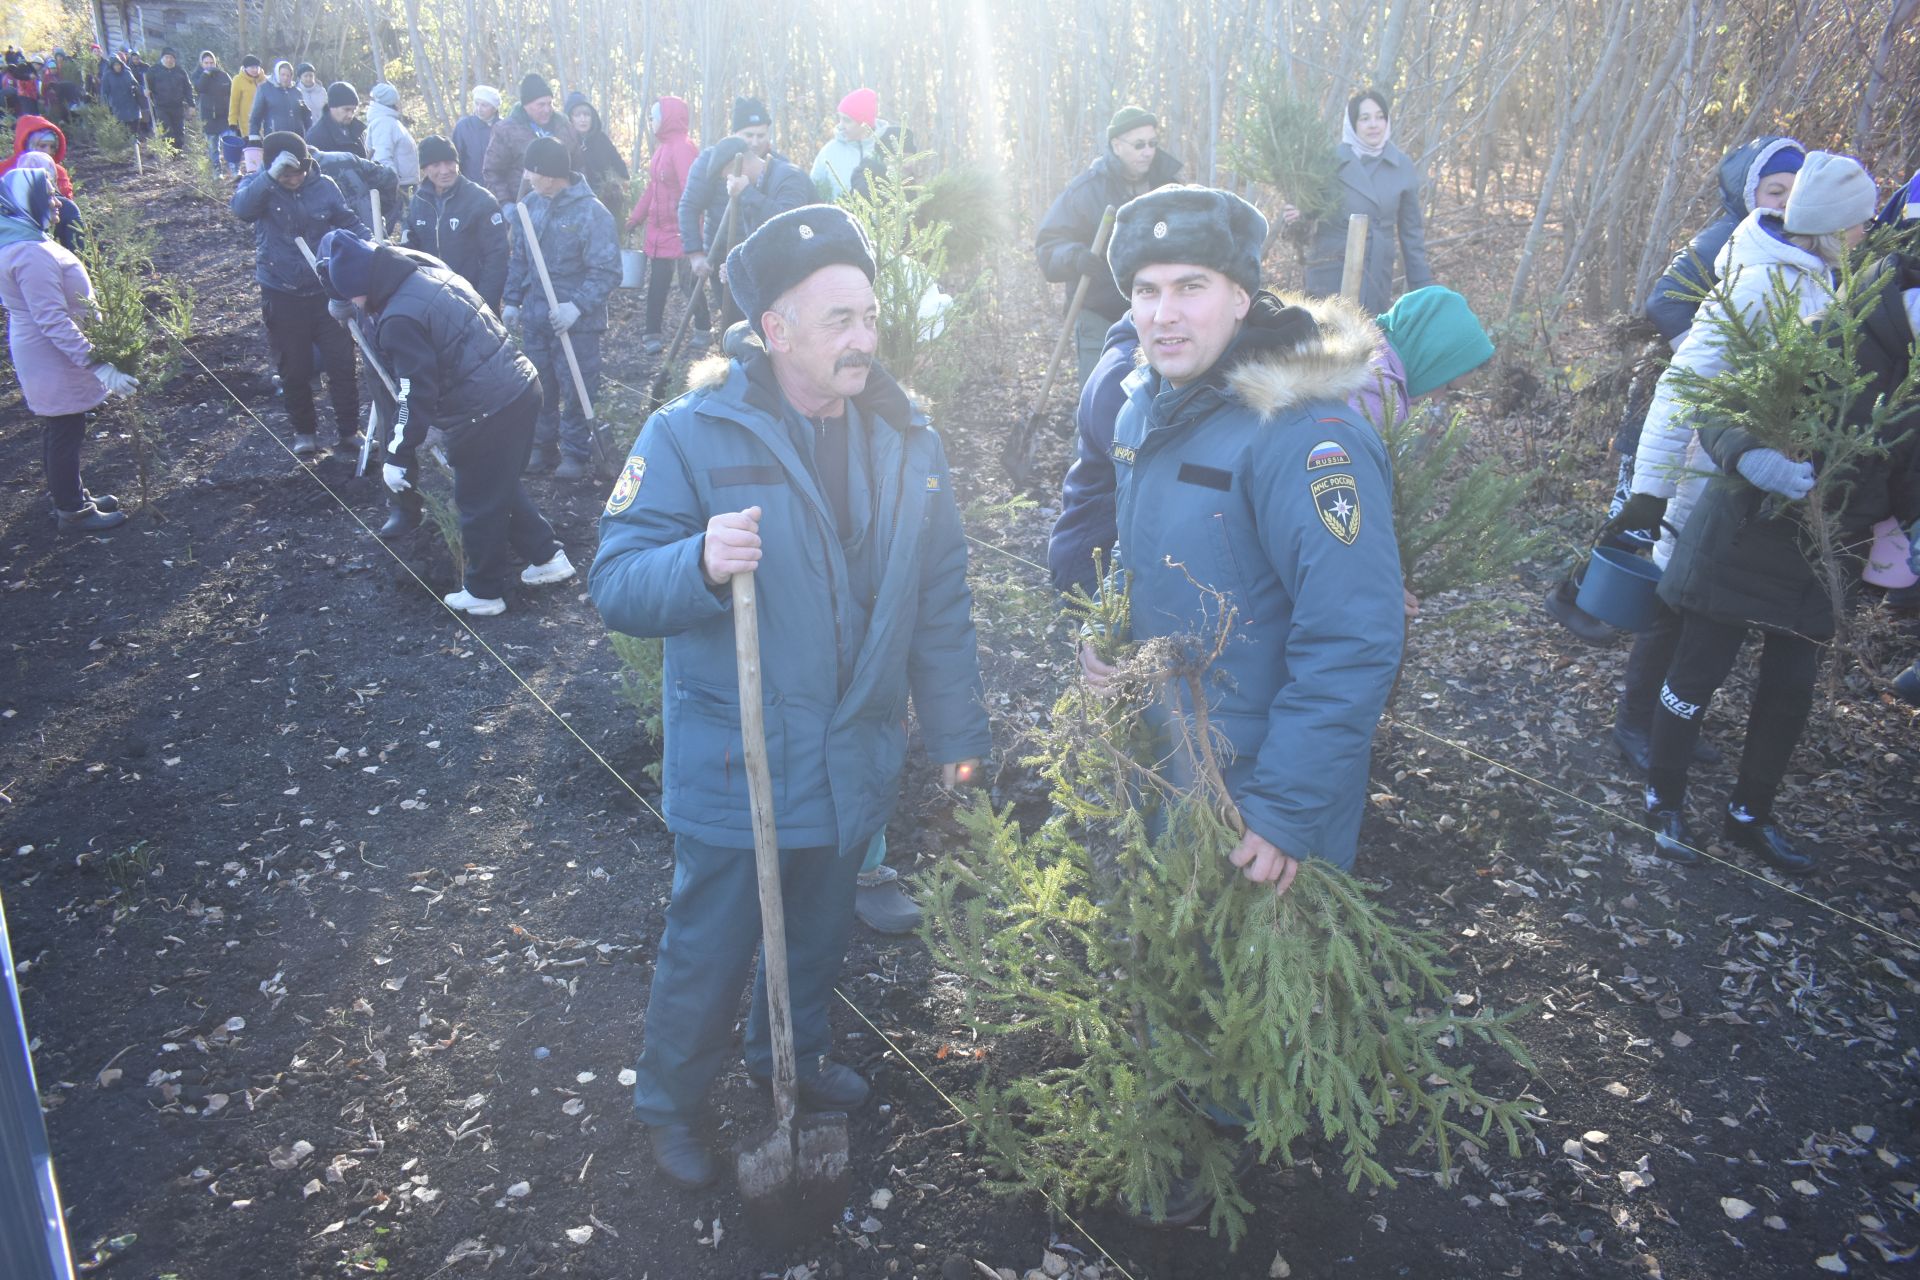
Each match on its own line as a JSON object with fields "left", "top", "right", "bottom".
{"left": 2, "top": 144, "right": 1919, "bottom": 1280}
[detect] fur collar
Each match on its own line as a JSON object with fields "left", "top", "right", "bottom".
{"left": 1220, "top": 290, "right": 1382, "bottom": 420}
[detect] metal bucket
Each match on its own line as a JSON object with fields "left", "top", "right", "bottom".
{"left": 620, "top": 249, "right": 646, "bottom": 290}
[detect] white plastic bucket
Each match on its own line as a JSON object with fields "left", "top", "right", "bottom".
{"left": 620, "top": 249, "right": 646, "bottom": 290}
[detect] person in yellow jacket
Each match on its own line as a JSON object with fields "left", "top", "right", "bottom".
{"left": 228, "top": 55, "right": 265, "bottom": 133}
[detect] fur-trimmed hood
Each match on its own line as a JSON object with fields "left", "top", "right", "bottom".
{"left": 1130, "top": 290, "right": 1383, "bottom": 422}
{"left": 1224, "top": 290, "right": 1382, "bottom": 419}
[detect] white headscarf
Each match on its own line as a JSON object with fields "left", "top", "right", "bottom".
{"left": 1341, "top": 106, "right": 1391, "bottom": 160}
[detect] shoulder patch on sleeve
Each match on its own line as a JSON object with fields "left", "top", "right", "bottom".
{"left": 490, "top": 211, "right": 503, "bottom": 225}
{"left": 1305, "top": 439, "right": 1351, "bottom": 471}
{"left": 924, "top": 472, "right": 943, "bottom": 492}
{"left": 1110, "top": 442, "right": 1136, "bottom": 465}
{"left": 1310, "top": 473, "right": 1361, "bottom": 545}
{"left": 606, "top": 456, "right": 646, "bottom": 515}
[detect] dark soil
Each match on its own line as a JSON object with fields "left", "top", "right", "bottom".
{"left": 3, "top": 142, "right": 1919, "bottom": 1280}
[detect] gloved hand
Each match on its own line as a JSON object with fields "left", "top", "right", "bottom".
{"left": 1907, "top": 520, "right": 1920, "bottom": 577}
{"left": 500, "top": 303, "right": 521, "bottom": 327}
{"left": 1603, "top": 491, "right": 1667, "bottom": 539}
{"left": 91, "top": 363, "right": 138, "bottom": 398}
{"left": 549, "top": 300, "right": 582, "bottom": 334}
{"left": 1735, "top": 448, "right": 1816, "bottom": 499}
{"left": 327, "top": 297, "right": 354, "bottom": 324}
{"left": 383, "top": 462, "right": 412, "bottom": 493}
{"left": 1072, "top": 245, "right": 1107, "bottom": 279}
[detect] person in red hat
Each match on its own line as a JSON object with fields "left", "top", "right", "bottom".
{"left": 810, "top": 86, "right": 883, "bottom": 199}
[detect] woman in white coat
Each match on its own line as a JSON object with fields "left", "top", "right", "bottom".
{"left": 0, "top": 168, "right": 138, "bottom": 532}
{"left": 1603, "top": 152, "right": 1879, "bottom": 774}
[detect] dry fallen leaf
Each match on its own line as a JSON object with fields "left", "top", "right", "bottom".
{"left": 561, "top": 1098, "right": 585, "bottom": 1116}
{"left": 576, "top": 1071, "right": 596, "bottom": 1085}
{"left": 617, "top": 1068, "right": 637, "bottom": 1087}
{"left": 869, "top": 1188, "right": 893, "bottom": 1210}
{"left": 1816, "top": 1255, "right": 1848, "bottom": 1273}
{"left": 1793, "top": 1180, "right": 1821, "bottom": 1196}
{"left": 1269, "top": 1254, "right": 1292, "bottom": 1278}
{"left": 505, "top": 1180, "right": 530, "bottom": 1198}
{"left": 564, "top": 1225, "right": 593, "bottom": 1245}
{"left": 1721, "top": 1197, "right": 1755, "bottom": 1220}
{"left": 1606, "top": 1082, "right": 1630, "bottom": 1098}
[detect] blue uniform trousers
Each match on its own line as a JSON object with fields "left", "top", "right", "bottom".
{"left": 631, "top": 833, "right": 863, "bottom": 1126}
{"left": 521, "top": 325, "right": 602, "bottom": 464}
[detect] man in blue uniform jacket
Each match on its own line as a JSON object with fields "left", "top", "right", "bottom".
{"left": 1079, "top": 186, "right": 1404, "bottom": 891}
{"left": 589, "top": 204, "right": 991, "bottom": 1190}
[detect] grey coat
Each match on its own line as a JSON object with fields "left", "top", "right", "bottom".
{"left": 1305, "top": 143, "right": 1433, "bottom": 314}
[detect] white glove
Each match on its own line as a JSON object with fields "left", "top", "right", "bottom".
{"left": 383, "top": 462, "right": 412, "bottom": 493}
{"left": 327, "top": 297, "right": 354, "bottom": 324}
{"left": 267, "top": 149, "right": 303, "bottom": 180}
{"left": 92, "top": 363, "right": 138, "bottom": 397}
{"left": 500, "top": 303, "right": 521, "bottom": 327}
{"left": 549, "top": 300, "right": 581, "bottom": 333}
{"left": 1734, "top": 448, "right": 1815, "bottom": 499}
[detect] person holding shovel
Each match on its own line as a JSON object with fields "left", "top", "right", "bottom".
{"left": 677, "top": 97, "right": 814, "bottom": 335}
{"left": 315, "top": 228, "right": 575, "bottom": 616}
{"left": 589, "top": 203, "right": 991, "bottom": 1191}
{"left": 500, "top": 135, "right": 619, "bottom": 480}
{"left": 1035, "top": 105, "right": 1182, "bottom": 383}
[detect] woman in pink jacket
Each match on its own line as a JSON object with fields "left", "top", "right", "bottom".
{"left": 0, "top": 168, "right": 138, "bottom": 532}
{"left": 625, "top": 96, "right": 709, "bottom": 355}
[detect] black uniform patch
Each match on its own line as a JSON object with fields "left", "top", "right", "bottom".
{"left": 1310, "top": 473, "right": 1361, "bottom": 545}
{"left": 1177, "top": 462, "right": 1232, "bottom": 491}
{"left": 709, "top": 464, "right": 781, "bottom": 487}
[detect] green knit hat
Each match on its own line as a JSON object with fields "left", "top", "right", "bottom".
{"left": 1107, "top": 105, "right": 1158, "bottom": 140}
{"left": 1375, "top": 286, "right": 1494, "bottom": 399}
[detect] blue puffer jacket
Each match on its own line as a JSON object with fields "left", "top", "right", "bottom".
{"left": 676, "top": 141, "right": 814, "bottom": 256}
{"left": 1048, "top": 315, "right": 1139, "bottom": 596}
{"left": 230, "top": 166, "right": 370, "bottom": 295}
{"left": 502, "top": 174, "right": 619, "bottom": 333}
{"left": 590, "top": 337, "right": 991, "bottom": 852}
{"left": 1643, "top": 136, "right": 1801, "bottom": 342}
{"left": 1108, "top": 295, "right": 1404, "bottom": 869}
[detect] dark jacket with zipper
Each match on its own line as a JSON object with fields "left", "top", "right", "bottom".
{"left": 1034, "top": 147, "right": 1183, "bottom": 321}
{"left": 562, "top": 91, "right": 630, "bottom": 212}
{"left": 589, "top": 331, "right": 991, "bottom": 852}
{"left": 406, "top": 174, "right": 509, "bottom": 310}
{"left": 1660, "top": 252, "right": 1920, "bottom": 639}
{"left": 192, "top": 66, "right": 230, "bottom": 129}
{"left": 230, "top": 165, "right": 369, "bottom": 295}
{"left": 146, "top": 64, "right": 193, "bottom": 109}
{"left": 676, "top": 139, "right": 814, "bottom": 257}
{"left": 361, "top": 246, "right": 538, "bottom": 463}
{"left": 306, "top": 110, "right": 366, "bottom": 158}
{"left": 312, "top": 149, "right": 398, "bottom": 242}
{"left": 249, "top": 80, "right": 311, "bottom": 137}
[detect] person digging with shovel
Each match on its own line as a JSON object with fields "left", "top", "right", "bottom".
{"left": 316, "top": 227, "right": 575, "bottom": 616}
{"left": 589, "top": 203, "right": 991, "bottom": 1192}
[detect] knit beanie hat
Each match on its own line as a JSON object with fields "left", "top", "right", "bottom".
{"left": 1108, "top": 185, "right": 1266, "bottom": 295}
{"left": 161, "top": 47, "right": 178, "bottom": 59}
{"left": 1107, "top": 105, "right": 1157, "bottom": 140}
{"left": 1375, "top": 286, "right": 1495, "bottom": 400}
{"left": 519, "top": 71, "right": 552, "bottom": 105}
{"left": 326, "top": 80, "right": 358, "bottom": 109}
{"left": 260, "top": 130, "right": 311, "bottom": 175}
{"left": 369, "top": 82, "right": 398, "bottom": 108}
{"left": 471, "top": 84, "right": 501, "bottom": 111}
{"left": 240, "top": 55, "right": 261, "bottom": 69}
{"left": 523, "top": 135, "right": 570, "bottom": 180}
{"left": 731, "top": 96, "right": 770, "bottom": 131}
{"left": 1757, "top": 146, "right": 1804, "bottom": 180}
{"left": 316, "top": 227, "right": 377, "bottom": 300}
{"left": 1784, "top": 152, "right": 1878, "bottom": 235}
{"left": 725, "top": 203, "right": 876, "bottom": 339}
{"left": 417, "top": 134, "right": 456, "bottom": 168}
{"left": 294, "top": 61, "right": 314, "bottom": 76}
{"left": 837, "top": 87, "right": 878, "bottom": 128}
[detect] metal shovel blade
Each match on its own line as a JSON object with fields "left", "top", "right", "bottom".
{"left": 734, "top": 1109, "right": 850, "bottom": 1247}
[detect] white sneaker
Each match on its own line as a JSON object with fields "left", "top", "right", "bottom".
{"left": 521, "top": 548, "right": 576, "bottom": 586}
{"left": 443, "top": 589, "right": 506, "bottom": 616}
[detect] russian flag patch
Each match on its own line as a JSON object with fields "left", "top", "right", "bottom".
{"left": 1305, "top": 440, "right": 1350, "bottom": 471}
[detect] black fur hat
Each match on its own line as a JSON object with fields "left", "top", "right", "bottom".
{"left": 1107, "top": 185, "right": 1269, "bottom": 296}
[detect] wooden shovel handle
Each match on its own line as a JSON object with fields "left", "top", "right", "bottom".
{"left": 514, "top": 200, "right": 596, "bottom": 421}
{"left": 1033, "top": 205, "right": 1118, "bottom": 417}
{"left": 732, "top": 570, "right": 799, "bottom": 1133}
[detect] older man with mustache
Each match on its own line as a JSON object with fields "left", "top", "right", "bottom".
{"left": 589, "top": 203, "right": 991, "bottom": 1190}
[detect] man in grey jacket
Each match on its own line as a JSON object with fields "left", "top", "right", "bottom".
{"left": 676, "top": 97, "right": 814, "bottom": 332}
{"left": 590, "top": 204, "right": 990, "bottom": 1191}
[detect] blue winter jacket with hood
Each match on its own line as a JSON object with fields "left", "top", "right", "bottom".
{"left": 589, "top": 332, "right": 991, "bottom": 853}
{"left": 230, "top": 163, "right": 370, "bottom": 295}
{"left": 1106, "top": 293, "right": 1404, "bottom": 870}
{"left": 1643, "top": 136, "right": 1801, "bottom": 342}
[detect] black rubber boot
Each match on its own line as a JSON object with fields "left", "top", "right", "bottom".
{"left": 648, "top": 1123, "right": 717, "bottom": 1189}
{"left": 379, "top": 491, "right": 423, "bottom": 537}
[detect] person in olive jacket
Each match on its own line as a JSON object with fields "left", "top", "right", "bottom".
{"left": 589, "top": 204, "right": 990, "bottom": 1192}
{"left": 1299, "top": 88, "right": 1434, "bottom": 314}
{"left": 317, "top": 229, "right": 575, "bottom": 615}
{"left": 406, "top": 135, "right": 509, "bottom": 311}
{"left": 1034, "top": 104, "right": 1181, "bottom": 382}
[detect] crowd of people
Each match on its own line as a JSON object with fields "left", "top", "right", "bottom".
{"left": 2, "top": 42, "right": 1917, "bottom": 1229}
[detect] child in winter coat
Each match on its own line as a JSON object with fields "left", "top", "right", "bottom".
{"left": 0, "top": 168, "right": 137, "bottom": 531}
{"left": 624, "top": 96, "right": 707, "bottom": 353}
